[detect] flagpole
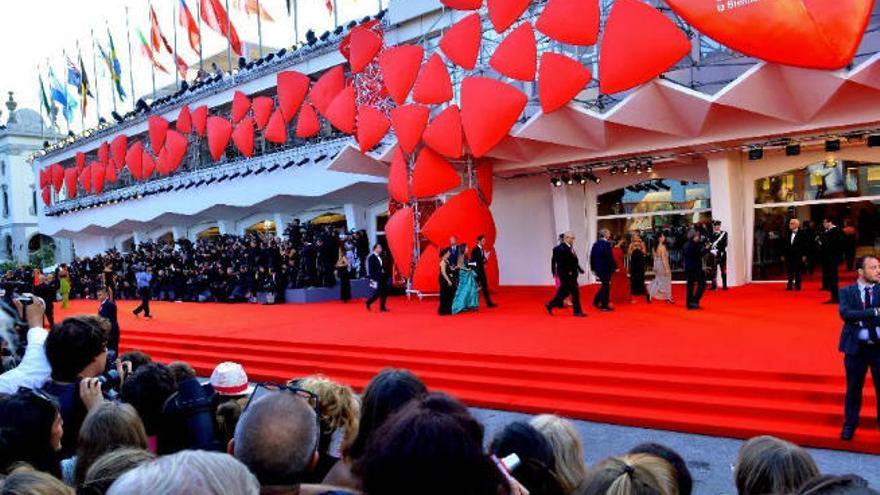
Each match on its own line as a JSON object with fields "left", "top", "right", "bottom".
{"left": 197, "top": 0, "right": 204, "bottom": 72}
{"left": 74, "top": 42, "right": 86, "bottom": 131}
{"left": 56, "top": 56, "right": 70, "bottom": 135}
{"left": 37, "top": 62, "right": 45, "bottom": 143}
{"left": 333, "top": 0, "right": 338, "bottom": 28}
{"left": 256, "top": 0, "right": 264, "bottom": 59}
{"left": 106, "top": 22, "right": 119, "bottom": 115}
{"left": 91, "top": 29, "right": 102, "bottom": 127}
{"left": 125, "top": 5, "right": 137, "bottom": 108}
{"left": 293, "top": 0, "right": 299, "bottom": 46}
{"left": 225, "top": 0, "right": 233, "bottom": 73}
{"left": 173, "top": 0, "right": 180, "bottom": 88}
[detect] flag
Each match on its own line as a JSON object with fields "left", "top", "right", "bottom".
{"left": 48, "top": 67, "right": 76, "bottom": 121}
{"left": 150, "top": 5, "right": 174, "bottom": 54}
{"left": 79, "top": 55, "right": 91, "bottom": 114}
{"left": 38, "top": 75, "right": 53, "bottom": 117}
{"left": 174, "top": 54, "right": 189, "bottom": 79}
{"left": 106, "top": 30, "right": 128, "bottom": 100}
{"left": 66, "top": 57, "right": 82, "bottom": 91}
{"left": 136, "top": 28, "right": 170, "bottom": 74}
{"left": 326, "top": 0, "right": 333, "bottom": 13}
{"left": 178, "top": 0, "right": 201, "bottom": 55}
{"left": 200, "top": 0, "right": 242, "bottom": 55}
{"left": 236, "top": 0, "right": 274, "bottom": 22}
{"left": 66, "top": 56, "right": 92, "bottom": 116}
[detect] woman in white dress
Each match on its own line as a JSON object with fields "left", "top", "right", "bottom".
{"left": 648, "top": 231, "right": 675, "bottom": 303}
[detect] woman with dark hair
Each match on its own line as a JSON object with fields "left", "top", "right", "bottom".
{"left": 323, "top": 368, "right": 428, "bottom": 489}
{"left": 439, "top": 248, "right": 455, "bottom": 315}
{"left": 628, "top": 233, "right": 649, "bottom": 303}
{"left": 490, "top": 421, "right": 565, "bottom": 495}
{"left": 119, "top": 363, "right": 178, "bottom": 453}
{"left": 66, "top": 402, "right": 148, "bottom": 486}
{"left": 648, "top": 232, "right": 674, "bottom": 303}
{"left": 629, "top": 443, "right": 692, "bottom": 495}
{"left": 101, "top": 263, "right": 116, "bottom": 299}
{"left": 0, "top": 388, "right": 64, "bottom": 478}
{"left": 336, "top": 244, "right": 352, "bottom": 303}
{"left": 357, "top": 392, "right": 502, "bottom": 495}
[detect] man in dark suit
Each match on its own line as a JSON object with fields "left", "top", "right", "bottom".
{"left": 447, "top": 236, "right": 462, "bottom": 267}
{"left": 365, "top": 244, "right": 389, "bottom": 312}
{"left": 683, "top": 230, "right": 708, "bottom": 310}
{"left": 97, "top": 286, "right": 121, "bottom": 358}
{"left": 546, "top": 232, "right": 586, "bottom": 317}
{"left": 837, "top": 254, "right": 880, "bottom": 441}
{"left": 782, "top": 218, "right": 809, "bottom": 291}
{"left": 590, "top": 229, "right": 617, "bottom": 311}
{"left": 33, "top": 274, "right": 59, "bottom": 328}
{"left": 470, "top": 235, "right": 496, "bottom": 308}
{"left": 819, "top": 217, "right": 845, "bottom": 304}
{"left": 708, "top": 221, "right": 728, "bottom": 291}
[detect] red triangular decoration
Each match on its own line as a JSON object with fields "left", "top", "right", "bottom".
{"left": 164, "top": 130, "right": 188, "bottom": 173}
{"left": 232, "top": 91, "right": 251, "bottom": 123}
{"left": 379, "top": 45, "right": 424, "bottom": 105}
{"left": 206, "top": 116, "right": 233, "bottom": 161}
{"left": 277, "top": 70, "right": 310, "bottom": 122}
{"left": 265, "top": 108, "right": 289, "bottom": 144}
{"left": 232, "top": 117, "right": 256, "bottom": 157}
{"left": 110, "top": 135, "right": 127, "bottom": 171}
{"left": 412, "top": 147, "right": 461, "bottom": 198}
{"left": 423, "top": 105, "right": 463, "bottom": 159}
{"left": 50, "top": 163, "right": 65, "bottom": 194}
{"left": 192, "top": 105, "right": 208, "bottom": 136}
{"left": 148, "top": 115, "right": 170, "bottom": 154}
{"left": 80, "top": 163, "right": 93, "bottom": 193}
{"left": 75, "top": 152, "right": 86, "bottom": 174}
{"left": 177, "top": 105, "right": 193, "bottom": 134}
{"left": 476, "top": 161, "right": 494, "bottom": 204}
{"left": 487, "top": 0, "right": 530, "bottom": 33}
{"left": 440, "top": 0, "right": 482, "bottom": 9}
{"left": 412, "top": 244, "right": 440, "bottom": 293}
{"left": 489, "top": 22, "right": 537, "bottom": 81}
{"left": 536, "top": 0, "right": 599, "bottom": 46}
{"left": 325, "top": 85, "right": 357, "bottom": 134}
{"left": 599, "top": 0, "right": 690, "bottom": 94}
{"left": 357, "top": 105, "right": 391, "bottom": 152}
{"left": 98, "top": 141, "right": 110, "bottom": 165}
{"left": 460, "top": 77, "right": 527, "bottom": 157}
{"left": 538, "top": 52, "right": 592, "bottom": 113}
{"left": 41, "top": 187, "right": 51, "bottom": 207}
{"left": 413, "top": 54, "right": 453, "bottom": 105}
{"left": 295, "top": 103, "right": 321, "bottom": 138}
{"left": 104, "top": 161, "right": 117, "bottom": 184}
{"left": 126, "top": 141, "right": 144, "bottom": 180}
{"left": 91, "top": 162, "right": 105, "bottom": 194}
{"left": 252, "top": 96, "right": 274, "bottom": 130}
{"left": 440, "top": 13, "right": 482, "bottom": 71}
{"left": 142, "top": 149, "right": 157, "bottom": 178}
{"left": 310, "top": 65, "right": 346, "bottom": 117}
{"left": 385, "top": 207, "right": 415, "bottom": 278}
{"left": 65, "top": 167, "right": 78, "bottom": 198}
{"left": 349, "top": 26, "right": 383, "bottom": 73}
{"left": 390, "top": 104, "right": 430, "bottom": 154}
{"left": 388, "top": 148, "right": 409, "bottom": 203}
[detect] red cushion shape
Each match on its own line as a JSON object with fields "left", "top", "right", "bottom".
{"left": 80, "top": 163, "right": 93, "bottom": 193}
{"left": 104, "top": 161, "right": 117, "bottom": 184}
{"left": 148, "top": 115, "right": 170, "bottom": 154}
{"left": 207, "top": 116, "right": 233, "bottom": 161}
{"left": 232, "top": 91, "right": 251, "bottom": 123}
{"left": 390, "top": 104, "right": 430, "bottom": 154}
{"left": 476, "top": 161, "right": 493, "bottom": 204}
{"left": 90, "top": 162, "right": 105, "bottom": 194}
{"left": 265, "top": 108, "right": 289, "bottom": 144}
{"left": 309, "top": 66, "right": 345, "bottom": 117}
{"left": 599, "top": 0, "right": 689, "bottom": 94}
{"left": 110, "top": 135, "right": 127, "bottom": 171}
{"left": 539, "top": 52, "right": 592, "bottom": 113}
{"left": 39, "top": 169, "right": 49, "bottom": 189}
{"left": 349, "top": 26, "right": 383, "bottom": 73}
{"left": 440, "top": 0, "right": 482, "bottom": 9}
{"left": 156, "top": 147, "right": 171, "bottom": 176}
{"left": 295, "top": 103, "right": 321, "bottom": 138}
{"left": 423, "top": 105, "right": 463, "bottom": 159}
{"left": 126, "top": 141, "right": 144, "bottom": 180}
{"left": 98, "top": 141, "right": 110, "bottom": 165}
{"left": 385, "top": 207, "right": 415, "bottom": 278}
{"left": 379, "top": 45, "right": 424, "bottom": 105}
{"left": 325, "top": 85, "right": 357, "bottom": 134}
{"left": 252, "top": 96, "right": 274, "bottom": 130}
{"left": 41, "top": 187, "right": 51, "bottom": 207}
{"left": 665, "top": 0, "right": 871, "bottom": 70}
{"left": 412, "top": 244, "right": 440, "bottom": 293}
{"left": 164, "top": 130, "right": 188, "bottom": 173}
{"left": 412, "top": 148, "right": 461, "bottom": 198}
{"left": 487, "top": 0, "right": 530, "bottom": 33}
{"left": 413, "top": 54, "right": 453, "bottom": 105}
{"left": 232, "top": 117, "right": 256, "bottom": 157}
{"left": 440, "top": 13, "right": 482, "bottom": 70}
{"left": 65, "top": 168, "right": 78, "bottom": 198}
{"left": 460, "top": 77, "right": 527, "bottom": 158}
{"left": 388, "top": 148, "right": 409, "bottom": 204}
{"left": 357, "top": 105, "right": 391, "bottom": 152}
{"left": 141, "top": 149, "right": 157, "bottom": 178}
{"left": 536, "top": 0, "right": 599, "bottom": 45}
{"left": 422, "top": 189, "right": 494, "bottom": 247}
{"left": 51, "top": 164, "right": 65, "bottom": 194}
{"left": 192, "top": 105, "right": 209, "bottom": 136}
{"left": 75, "top": 152, "right": 86, "bottom": 174}
{"left": 277, "top": 71, "right": 310, "bottom": 122}
{"left": 489, "top": 22, "right": 537, "bottom": 81}
{"left": 177, "top": 105, "right": 193, "bottom": 134}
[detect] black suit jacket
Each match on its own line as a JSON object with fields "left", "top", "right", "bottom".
{"left": 367, "top": 253, "right": 386, "bottom": 283}
{"left": 783, "top": 230, "right": 809, "bottom": 260}
{"left": 589, "top": 239, "right": 616, "bottom": 279}
{"left": 552, "top": 243, "right": 584, "bottom": 280}
{"left": 819, "top": 226, "right": 844, "bottom": 264}
{"left": 470, "top": 246, "right": 487, "bottom": 274}
{"left": 99, "top": 298, "right": 120, "bottom": 341}
{"left": 838, "top": 284, "right": 880, "bottom": 355}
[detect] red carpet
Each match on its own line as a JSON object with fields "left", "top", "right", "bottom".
{"left": 58, "top": 281, "right": 878, "bottom": 454}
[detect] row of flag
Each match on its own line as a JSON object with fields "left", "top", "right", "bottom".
{"left": 40, "top": 0, "right": 322, "bottom": 126}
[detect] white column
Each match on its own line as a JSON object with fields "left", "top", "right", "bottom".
{"left": 343, "top": 203, "right": 367, "bottom": 232}
{"left": 707, "top": 151, "right": 746, "bottom": 286}
{"left": 272, "top": 213, "right": 292, "bottom": 237}
{"left": 217, "top": 219, "right": 236, "bottom": 236}
{"left": 171, "top": 226, "right": 187, "bottom": 242}
{"left": 132, "top": 231, "right": 147, "bottom": 246}
{"left": 550, "top": 184, "right": 589, "bottom": 282}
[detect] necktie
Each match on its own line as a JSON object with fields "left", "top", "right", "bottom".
{"left": 867, "top": 287, "right": 879, "bottom": 343}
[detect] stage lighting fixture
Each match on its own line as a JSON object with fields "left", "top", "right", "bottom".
{"left": 621, "top": 164, "right": 630, "bottom": 174}
{"left": 748, "top": 147, "right": 763, "bottom": 160}
{"left": 238, "top": 57, "right": 247, "bottom": 69}
{"left": 319, "top": 31, "right": 331, "bottom": 41}
{"left": 609, "top": 166, "right": 619, "bottom": 175}
{"left": 67, "top": 131, "right": 75, "bottom": 138}
{"left": 550, "top": 177, "right": 562, "bottom": 187}
{"left": 635, "top": 163, "right": 643, "bottom": 174}
{"left": 334, "top": 26, "right": 344, "bottom": 35}
{"left": 574, "top": 173, "right": 586, "bottom": 184}
{"left": 868, "top": 135, "right": 880, "bottom": 147}
{"left": 277, "top": 48, "right": 287, "bottom": 57}
{"left": 785, "top": 144, "right": 801, "bottom": 156}
{"left": 111, "top": 111, "right": 123, "bottom": 123}
{"left": 297, "top": 157, "right": 311, "bottom": 166}
{"left": 562, "top": 174, "right": 573, "bottom": 185}
{"left": 361, "top": 16, "right": 371, "bottom": 23}
{"left": 825, "top": 139, "right": 840, "bottom": 152}
{"left": 347, "top": 20, "right": 357, "bottom": 29}
{"left": 376, "top": 9, "right": 387, "bottom": 20}
{"left": 266, "top": 53, "right": 275, "bottom": 62}
{"left": 645, "top": 161, "right": 653, "bottom": 173}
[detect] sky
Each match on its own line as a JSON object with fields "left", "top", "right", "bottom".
{"left": 0, "top": 0, "right": 383, "bottom": 134}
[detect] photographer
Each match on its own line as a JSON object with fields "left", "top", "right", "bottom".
{"left": 0, "top": 297, "right": 50, "bottom": 394}
{"left": 42, "top": 315, "right": 129, "bottom": 458}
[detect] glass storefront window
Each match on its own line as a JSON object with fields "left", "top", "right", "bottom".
{"left": 597, "top": 179, "right": 711, "bottom": 216}
{"left": 754, "top": 159, "right": 880, "bottom": 204}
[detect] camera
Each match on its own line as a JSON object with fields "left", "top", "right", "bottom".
{"left": 97, "top": 369, "right": 122, "bottom": 390}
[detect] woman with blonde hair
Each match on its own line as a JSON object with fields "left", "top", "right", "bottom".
{"left": 291, "top": 374, "right": 360, "bottom": 482}
{"left": 531, "top": 415, "right": 588, "bottom": 495}
{"left": 733, "top": 435, "right": 819, "bottom": 495}
{"left": 0, "top": 468, "right": 73, "bottom": 495}
{"left": 579, "top": 454, "right": 678, "bottom": 495}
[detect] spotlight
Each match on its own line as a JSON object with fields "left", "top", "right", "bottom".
{"left": 319, "top": 31, "right": 331, "bottom": 41}
{"left": 334, "top": 26, "right": 344, "bottom": 35}
{"left": 550, "top": 177, "right": 563, "bottom": 187}
{"left": 586, "top": 172, "right": 600, "bottom": 184}
{"left": 67, "top": 131, "right": 75, "bottom": 138}
{"left": 748, "top": 146, "right": 764, "bottom": 160}
{"left": 238, "top": 56, "right": 247, "bottom": 69}
{"left": 563, "top": 174, "right": 574, "bottom": 185}
{"left": 376, "top": 9, "right": 387, "bottom": 20}
{"left": 347, "top": 20, "right": 357, "bottom": 29}
{"left": 785, "top": 144, "right": 801, "bottom": 156}
{"left": 635, "top": 163, "right": 643, "bottom": 174}
{"left": 265, "top": 53, "right": 274, "bottom": 62}
{"left": 825, "top": 139, "right": 840, "bottom": 152}
{"left": 645, "top": 161, "right": 653, "bottom": 173}
{"left": 868, "top": 135, "right": 880, "bottom": 147}
{"left": 277, "top": 48, "right": 286, "bottom": 57}
{"left": 609, "top": 166, "right": 619, "bottom": 175}
{"left": 574, "top": 173, "right": 586, "bottom": 184}
{"left": 622, "top": 164, "right": 630, "bottom": 174}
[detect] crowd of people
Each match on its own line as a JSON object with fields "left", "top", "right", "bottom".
{"left": 0, "top": 298, "right": 876, "bottom": 495}
{"left": 30, "top": 220, "right": 372, "bottom": 306}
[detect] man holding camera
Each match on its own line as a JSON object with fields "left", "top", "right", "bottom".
{"left": 0, "top": 296, "right": 49, "bottom": 394}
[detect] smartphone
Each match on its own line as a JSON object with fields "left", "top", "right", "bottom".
{"left": 491, "top": 453, "right": 520, "bottom": 482}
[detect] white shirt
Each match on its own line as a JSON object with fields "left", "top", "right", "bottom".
{"left": 790, "top": 230, "right": 797, "bottom": 244}
{"left": 856, "top": 281, "right": 879, "bottom": 341}
{"left": 0, "top": 327, "right": 51, "bottom": 394}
